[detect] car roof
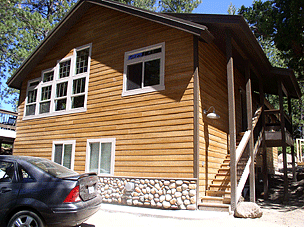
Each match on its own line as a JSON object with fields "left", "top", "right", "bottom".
{"left": 0, "top": 155, "right": 45, "bottom": 161}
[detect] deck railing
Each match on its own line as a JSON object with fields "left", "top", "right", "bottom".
{"left": 264, "top": 109, "right": 292, "bottom": 135}
{"left": 0, "top": 109, "right": 18, "bottom": 131}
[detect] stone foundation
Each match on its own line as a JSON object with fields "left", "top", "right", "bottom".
{"left": 98, "top": 177, "right": 197, "bottom": 210}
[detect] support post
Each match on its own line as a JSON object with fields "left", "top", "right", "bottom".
{"left": 259, "top": 81, "right": 268, "bottom": 199}
{"left": 291, "top": 146, "right": 296, "bottom": 182}
{"left": 226, "top": 31, "right": 237, "bottom": 209}
{"left": 278, "top": 80, "right": 288, "bottom": 199}
{"left": 193, "top": 35, "right": 200, "bottom": 208}
{"left": 288, "top": 96, "right": 296, "bottom": 182}
{"left": 245, "top": 63, "right": 255, "bottom": 202}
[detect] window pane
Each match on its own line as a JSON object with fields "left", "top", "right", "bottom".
{"left": 28, "top": 90, "right": 37, "bottom": 103}
{"left": 39, "top": 101, "right": 50, "bottom": 114}
{"left": 63, "top": 144, "right": 72, "bottom": 169}
{"left": 59, "top": 60, "right": 71, "bottom": 78}
{"left": 55, "top": 98, "right": 67, "bottom": 111}
{"left": 127, "top": 63, "right": 142, "bottom": 90}
{"left": 100, "top": 143, "right": 111, "bottom": 174}
{"left": 144, "top": 59, "right": 160, "bottom": 87}
{"left": 26, "top": 104, "right": 36, "bottom": 116}
{"left": 41, "top": 86, "right": 52, "bottom": 101}
{"left": 43, "top": 71, "right": 54, "bottom": 82}
{"left": 56, "top": 82, "right": 68, "bottom": 98}
{"left": 0, "top": 161, "right": 14, "bottom": 182}
{"left": 54, "top": 144, "right": 63, "bottom": 165}
{"left": 73, "top": 77, "right": 86, "bottom": 94}
{"left": 29, "top": 81, "right": 39, "bottom": 87}
{"left": 71, "top": 95, "right": 85, "bottom": 109}
{"left": 89, "top": 143, "right": 100, "bottom": 173}
{"left": 76, "top": 48, "right": 89, "bottom": 74}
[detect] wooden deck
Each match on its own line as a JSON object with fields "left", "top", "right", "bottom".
{"left": 0, "top": 109, "right": 17, "bottom": 145}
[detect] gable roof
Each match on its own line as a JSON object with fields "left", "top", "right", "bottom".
{"left": 7, "top": 0, "right": 214, "bottom": 90}
{"left": 7, "top": 0, "right": 301, "bottom": 99}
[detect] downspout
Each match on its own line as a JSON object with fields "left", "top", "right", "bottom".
{"left": 193, "top": 35, "right": 200, "bottom": 209}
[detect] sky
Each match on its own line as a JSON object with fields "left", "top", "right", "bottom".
{"left": 1, "top": 0, "right": 258, "bottom": 112}
{"left": 193, "top": 0, "right": 256, "bottom": 14}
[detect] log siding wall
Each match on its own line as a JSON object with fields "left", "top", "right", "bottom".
{"left": 14, "top": 6, "right": 196, "bottom": 179}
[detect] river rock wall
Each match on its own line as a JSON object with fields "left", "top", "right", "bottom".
{"left": 98, "top": 177, "right": 197, "bottom": 210}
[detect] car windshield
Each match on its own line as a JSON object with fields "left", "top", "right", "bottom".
{"left": 28, "top": 158, "right": 78, "bottom": 178}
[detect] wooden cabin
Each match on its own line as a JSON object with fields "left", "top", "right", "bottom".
{"left": 7, "top": 0, "right": 301, "bottom": 212}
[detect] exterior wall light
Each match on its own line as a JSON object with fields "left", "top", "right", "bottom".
{"left": 203, "top": 106, "right": 220, "bottom": 120}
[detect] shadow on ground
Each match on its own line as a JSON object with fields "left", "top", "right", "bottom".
{"left": 257, "top": 173, "right": 304, "bottom": 212}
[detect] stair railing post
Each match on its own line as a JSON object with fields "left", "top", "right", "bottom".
{"left": 226, "top": 30, "right": 237, "bottom": 210}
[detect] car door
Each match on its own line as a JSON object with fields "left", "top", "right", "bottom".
{"left": 0, "top": 160, "right": 21, "bottom": 217}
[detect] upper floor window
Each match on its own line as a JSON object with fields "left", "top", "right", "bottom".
{"left": 122, "top": 43, "right": 165, "bottom": 96}
{"left": 24, "top": 43, "right": 91, "bottom": 119}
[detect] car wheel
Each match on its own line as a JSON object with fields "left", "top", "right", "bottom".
{"left": 8, "top": 210, "right": 44, "bottom": 227}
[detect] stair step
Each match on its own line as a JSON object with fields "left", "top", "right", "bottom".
{"left": 198, "top": 203, "right": 231, "bottom": 213}
{"left": 201, "top": 196, "right": 224, "bottom": 204}
{"left": 218, "top": 168, "right": 230, "bottom": 174}
{"left": 214, "top": 175, "right": 230, "bottom": 180}
{"left": 211, "top": 179, "right": 231, "bottom": 185}
{"left": 206, "top": 189, "right": 231, "bottom": 196}
{"left": 209, "top": 186, "right": 231, "bottom": 192}
{"left": 221, "top": 163, "right": 230, "bottom": 167}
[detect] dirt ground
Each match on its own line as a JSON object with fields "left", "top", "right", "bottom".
{"left": 253, "top": 173, "right": 304, "bottom": 227}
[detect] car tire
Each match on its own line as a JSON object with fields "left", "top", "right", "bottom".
{"left": 8, "top": 210, "right": 44, "bottom": 227}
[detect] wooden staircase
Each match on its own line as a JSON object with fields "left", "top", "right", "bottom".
{"left": 198, "top": 134, "right": 249, "bottom": 213}
{"left": 198, "top": 154, "right": 232, "bottom": 212}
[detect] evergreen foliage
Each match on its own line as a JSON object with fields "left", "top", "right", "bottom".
{"left": 239, "top": 0, "right": 304, "bottom": 138}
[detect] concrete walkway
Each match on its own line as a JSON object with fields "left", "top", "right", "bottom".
{"left": 81, "top": 203, "right": 303, "bottom": 227}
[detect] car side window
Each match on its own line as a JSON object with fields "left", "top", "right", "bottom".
{"left": 0, "top": 161, "right": 15, "bottom": 182}
{"left": 19, "top": 167, "right": 35, "bottom": 182}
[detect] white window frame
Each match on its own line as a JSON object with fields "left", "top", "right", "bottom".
{"left": 23, "top": 43, "right": 92, "bottom": 120}
{"left": 122, "top": 42, "right": 165, "bottom": 97}
{"left": 86, "top": 138, "right": 116, "bottom": 176}
{"left": 52, "top": 140, "right": 76, "bottom": 170}
{"left": 39, "top": 68, "right": 55, "bottom": 115}
{"left": 25, "top": 78, "right": 41, "bottom": 116}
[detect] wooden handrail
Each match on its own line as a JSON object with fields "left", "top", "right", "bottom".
{"left": 236, "top": 106, "right": 263, "bottom": 164}
{"left": 236, "top": 130, "right": 251, "bottom": 164}
{"left": 252, "top": 106, "right": 262, "bottom": 130}
{"left": 234, "top": 106, "right": 263, "bottom": 203}
{"left": 264, "top": 109, "right": 280, "bottom": 115}
{"left": 236, "top": 128, "right": 264, "bottom": 203}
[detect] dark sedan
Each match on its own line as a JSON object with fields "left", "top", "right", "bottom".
{"left": 0, "top": 155, "right": 102, "bottom": 227}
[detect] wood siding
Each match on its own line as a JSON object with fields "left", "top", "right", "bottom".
{"left": 197, "top": 41, "right": 245, "bottom": 197}
{"left": 14, "top": 6, "right": 196, "bottom": 178}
